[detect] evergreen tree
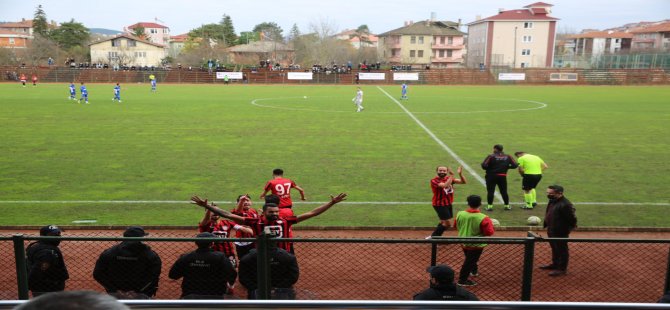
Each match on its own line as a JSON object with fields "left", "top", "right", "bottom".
{"left": 253, "top": 22, "right": 284, "bottom": 42}
{"left": 220, "top": 15, "right": 237, "bottom": 46}
{"left": 33, "top": 4, "right": 49, "bottom": 37}
{"left": 288, "top": 23, "right": 301, "bottom": 42}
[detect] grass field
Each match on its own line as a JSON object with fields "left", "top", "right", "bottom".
{"left": 0, "top": 83, "right": 668, "bottom": 227}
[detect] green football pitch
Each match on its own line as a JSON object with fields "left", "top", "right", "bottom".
{"left": 0, "top": 83, "right": 668, "bottom": 227}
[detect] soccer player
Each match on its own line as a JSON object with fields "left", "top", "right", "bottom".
{"left": 79, "top": 82, "right": 89, "bottom": 104}
{"left": 454, "top": 195, "right": 494, "bottom": 286}
{"left": 481, "top": 144, "right": 518, "bottom": 211}
{"left": 401, "top": 83, "right": 408, "bottom": 100}
{"left": 352, "top": 87, "right": 364, "bottom": 112}
{"left": 32, "top": 74, "right": 38, "bottom": 86}
{"left": 191, "top": 193, "right": 347, "bottom": 253}
{"left": 231, "top": 194, "right": 259, "bottom": 259}
{"left": 68, "top": 82, "right": 76, "bottom": 100}
{"left": 198, "top": 207, "right": 252, "bottom": 268}
{"left": 260, "top": 168, "right": 306, "bottom": 218}
{"left": 429, "top": 166, "right": 467, "bottom": 237}
{"left": 149, "top": 74, "right": 157, "bottom": 92}
{"left": 20, "top": 73, "right": 26, "bottom": 87}
{"left": 515, "top": 151, "right": 548, "bottom": 209}
{"left": 112, "top": 83, "right": 121, "bottom": 103}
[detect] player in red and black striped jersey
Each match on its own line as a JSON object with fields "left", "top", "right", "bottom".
{"left": 260, "top": 168, "right": 306, "bottom": 218}
{"left": 198, "top": 209, "right": 253, "bottom": 267}
{"left": 430, "top": 166, "right": 467, "bottom": 237}
{"left": 191, "top": 193, "right": 347, "bottom": 253}
{"left": 231, "top": 194, "right": 259, "bottom": 259}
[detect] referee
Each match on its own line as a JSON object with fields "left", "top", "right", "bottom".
{"left": 481, "top": 144, "right": 518, "bottom": 211}
{"left": 515, "top": 151, "right": 549, "bottom": 209}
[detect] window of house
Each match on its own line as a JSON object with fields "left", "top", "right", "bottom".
{"left": 111, "top": 39, "right": 120, "bottom": 47}
{"left": 448, "top": 36, "right": 453, "bottom": 45}
{"left": 447, "top": 50, "right": 453, "bottom": 57}
{"left": 418, "top": 36, "right": 424, "bottom": 44}
{"left": 9, "top": 38, "right": 15, "bottom": 45}
{"left": 522, "top": 49, "right": 531, "bottom": 56}
{"left": 523, "top": 35, "right": 532, "bottom": 43}
{"left": 439, "top": 50, "right": 445, "bottom": 57}
{"left": 521, "top": 62, "right": 530, "bottom": 68}
{"left": 615, "top": 39, "right": 620, "bottom": 43}
{"left": 410, "top": 36, "right": 416, "bottom": 44}
{"left": 150, "top": 29, "right": 157, "bottom": 34}
{"left": 127, "top": 40, "right": 136, "bottom": 47}
{"left": 440, "top": 36, "right": 445, "bottom": 44}
{"left": 524, "top": 22, "right": 533, "bottom": 29}
{"left": 410, "top": 50, "right": 416, "bottom": 57}
{"left": 418, "top": 50, "right": 424, "bottom": 57}
{"left": 391, "top": 49, "right": 397, "bottom": 57}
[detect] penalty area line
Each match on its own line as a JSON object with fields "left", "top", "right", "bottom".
{"left": 376, "top": 86, "right": 502, "bottom": 203}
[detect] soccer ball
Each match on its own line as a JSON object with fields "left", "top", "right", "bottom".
{"left": 527, "top": 216, "right": 541, "bottom": 226}
{"left": 303, "top": 96, "right": 307, "bottom": 99}
{"left": 490, "top": 218, "right": 500, "bottom": 227}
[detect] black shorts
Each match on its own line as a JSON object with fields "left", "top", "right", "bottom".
{"left": 433, "top": 205, "right": 453, "bottom": 220}
{"left": 522, "top": 174, "right": 543, "bottom": 190}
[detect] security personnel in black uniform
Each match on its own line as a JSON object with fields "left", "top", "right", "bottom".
{"left": 238, "top": 234, "right": 299, "bottom": 299}
{"left": 93, "top": 226, "right": 162, "bottom": 298}
{"left": 169, "top": 232, "right": 237, "bottom": 299}
{"left": 481, "top": 144, "right": 519, "bottom": 211}
{"left": 26, "top": 225, "right": 69, "bottom": 297}
{"left": 413, "top": 265, "right": 479, "bottom": 301}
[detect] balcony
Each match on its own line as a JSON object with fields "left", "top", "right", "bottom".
{"left": 386, "top": 42, "right": 402, "bottom": 48}
{"left": 431, "top": 43, "right": 465, "bottom": 49}
{"left": 388, "top": 56, "right": 402, "bottom": 63}
{"left": 431, "top": 57, "right": 463, "bottom": 63}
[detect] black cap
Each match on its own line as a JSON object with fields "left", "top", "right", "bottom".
{"left": 123, "top": 226, "right": 148, "bottom": 237}
{"left": 39, "top": 225, "right": 62, "bottom": 236}
{"left": 427, "top": 265, "right": 454, "bottom": 283}
{"left": 195, "top": 232, "right": 215, "bottom": 247}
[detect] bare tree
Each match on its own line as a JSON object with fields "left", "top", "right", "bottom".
{"left": 22, "top": 34, "right": 58, "bottom": 66}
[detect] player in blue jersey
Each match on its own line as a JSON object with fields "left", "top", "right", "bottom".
{"left": 401, "top": 83, "right": 408, "bottom": 100}
{"left": 79, "top": 82, "right": 89, "bottom": 104}
{"left": 68, "top": 82, "right": 76, "bottom": 100}
{"left": 112, "top": 83, "right": 121, "bottom": 102}
{"left": 149, "top": 74, "right": 157, "bottom": 92}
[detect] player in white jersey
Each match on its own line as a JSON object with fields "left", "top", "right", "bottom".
{"left": 352, "top": 87, "right": 364, "bottom": 112}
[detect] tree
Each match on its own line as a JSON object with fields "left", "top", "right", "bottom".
{"left": 189, "top": 24, "right": 225, "bottom": 44}
{"left": 132, "top": 26, "right": 146, "bottom": 39}
{"left": 288, "top": 23, "right": 301, "bottom": 42}
{"left": 33, "top": 5, "right": 49, "bottom": 37}
{"left": 350, "top": 24, "right": 372, "bottom": 47}
{"left": 50, "top": 19, "right": 90, "bottom": 50}
{"left": 220, "top": 15, "right": 237, "bottom": 46}
{"left": 22, "top": 35, "right": 59, "bottom": 65}
{"left": 253, "top": 22, "right": 284, "bottom": 42}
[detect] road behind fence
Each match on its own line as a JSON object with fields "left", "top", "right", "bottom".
{"left": 0, "top": 232, "right": 668, "bottom": 302}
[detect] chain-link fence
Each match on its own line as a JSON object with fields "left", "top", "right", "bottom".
{"left": 1, "top": 233, "right": 669, "bottom": 301}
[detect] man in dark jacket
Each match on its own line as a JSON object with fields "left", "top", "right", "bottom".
{"left": 413, "top": 265, "right": 478, "bottom": 301}
{"left": 169, "top": 232, "right": 237, "bottom": 299}
{"left": 238, "top": 236, "right": 299, "bottom": 299}
{"left": 93, "top": 226, "right": 162, "bottom": 297}
{"left": 540, "top": 185, "right": 577, "bottom": 276}
{"left": 25, "top": 225, "right": 69, "bottom": 297}
{"left": 481, "top": 144, "right": 518, "bottom": 211}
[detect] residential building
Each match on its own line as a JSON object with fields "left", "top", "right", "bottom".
{"left": 89, "top": 34, "right": 166, "bottom": 66}
{"left": 466, "top": 2, "right": 559, "bottom": 68}
{"left": 126, "top": 22, "right": 170, "bottom": 46}
{"left": 377, "top": 19, "right": 466, "bottom": 68}
{"left": 169, "top": 33, "right": 188, "bottom": 58}
{"left": 0, "top": 19, "right": 34, "bottom": 36}
{"left": 0, "top": 30, "right": 31, "bottom": 48}
{"left": 227, "top": 41, "right": 295, "bottom": 66}
{"left": 567, "top": 30, "right": 633, "bottom": 56}
{"left": 334, "top": 29, "right": 379, "bottom": 49}
{"left": 630, "top": 21, "right": 670, "bottom": 51}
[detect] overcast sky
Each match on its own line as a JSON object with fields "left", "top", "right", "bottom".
{"left": 1, "top": 0, "right": 668, "bottom": 35}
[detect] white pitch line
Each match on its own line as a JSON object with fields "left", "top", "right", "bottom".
{"left": 376, "top": 86, "right": 503, "bottom": 203}
{"left": 0, "top": 200, "right": 667, "bottom": 206}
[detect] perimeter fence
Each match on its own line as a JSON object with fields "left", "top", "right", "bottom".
{"left": 0, "top": 232, "right": 669, "bottom": 302}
